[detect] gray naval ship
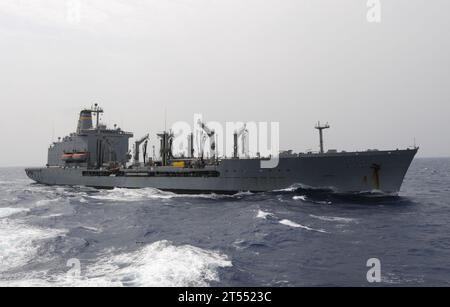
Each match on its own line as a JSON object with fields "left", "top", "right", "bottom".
{"left": 26, "top": 105, "right": 418, "bottom": 195}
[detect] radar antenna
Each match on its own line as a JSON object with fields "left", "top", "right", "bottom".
{"left": 92, "top": 103, "right": 104, "bottom": 130}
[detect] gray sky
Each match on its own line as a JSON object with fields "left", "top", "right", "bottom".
{"left": 0, "top": 0, "right": 449, "bottom": 167}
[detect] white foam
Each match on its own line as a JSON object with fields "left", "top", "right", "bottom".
{"left": 0, "top": 207, "right": 29, "bottom": 218}
{"left": 42, "top": 214, "right": 63, "bottom": 219}
{"left": 279, "top": 219, "right": 327, "bottom": 233}
{"left": 1, "top": 240, "right": 232, "bottom": 287}
{"left": 90, "top": 188, "right": 174, "bottom": 202}
{"left": 79, "top": 226, "right": 102, "bottom": 233}
{"left": 90, "top": 188, "right": 233, "bottom": 203}
{"left": 89, "top": 240, "right": 232, "bottom": 287}
{"left": 380, "top": 273, "right": 424, "bottom": 285}
{"left": 274, "top": 183, "right": 333, "bottom": 192}
{"left": 273, "top": 185, "right": 299, "bottom": 192}
{"left": 310, "top": 215, "right": 356, "bottom": 223}
{"left": 292, "top": 195, "right": 307, "bottom": 201}
{"left": 0, "top": 219, "right": 65, "bottom": 272}
{"left": 34, "top": 197, "right": 67, "bottom": 207}
{"left": 292, "top": 195, "right": 332, "bottom": 205}
{"left": 233, "top": 191, "right": 254, "bottom": 197}
{"left": 256, "top": 210, "right": 273, "bottom": 220}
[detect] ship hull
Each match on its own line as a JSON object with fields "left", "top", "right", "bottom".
{"left": 25, "top": 149, "right": 418, "bottom": 195}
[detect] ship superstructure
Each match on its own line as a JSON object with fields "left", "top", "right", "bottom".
{"left": 47, "top": 105, "right": 133, "bottom": 169}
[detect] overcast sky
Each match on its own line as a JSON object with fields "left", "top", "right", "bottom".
{"left": 0, "top": 0, "right": 449, "bottom": 166}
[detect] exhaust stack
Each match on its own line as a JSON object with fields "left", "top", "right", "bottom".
{"left": 77, "top": 110, "right": 93, "bottom": 132}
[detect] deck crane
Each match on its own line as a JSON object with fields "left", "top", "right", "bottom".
{"left": 197, "top": 119, "right": 216, "bottom": 159}
{"left": 233, "top": 124, "right": 248, "bottom": 159}
{"left": 133, "top": 134, "right": 150, "bottom": 166}
{"left": 142, "top": 139, "right": 149, "bottom": 165}
{"left": 157, "top": 130, "right": 174, "bottom": 166}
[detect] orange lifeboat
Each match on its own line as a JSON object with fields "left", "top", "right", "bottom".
{"left": 72, "top": 152, "right": 88, "bottom": 162}
{"left": 61, "top": 153, "right": 73, "bottom": 161}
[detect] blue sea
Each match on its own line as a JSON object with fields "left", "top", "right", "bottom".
{"left": 0, "top": 158, "right": 449, "bottom": 286}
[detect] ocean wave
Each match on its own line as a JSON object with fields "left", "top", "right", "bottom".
{"left": 77, "top": 226, "right": 102, "bottom": 233}
{"left": 0, "top": 240, "right": 232, "bottom": 287}
{"left": 89, "top": 188, "right": 175, "bottom": 202}
{"left": 41, "top": 214, "right": 64, "bottom": 219}
{"left": 0, "top": 219, "right": 66, "bottom": 273}
{"left": 0, "top": 207, "right": 29, "bottom": 219}
{"left": 274, "top": 183, "right": 336, "bottom": 193}
{"left": 272, "top": 182, "right": 317, "bottom": 192}
{"left": 256, "top": 209, "right": 274, "bottom": 220}
{"left": 0, "top": 179, "right": 30, "bottom": 186}
{"left": 89, "top": 187, "right": 251, "bottom": 203}
{"left": 255, "top": 208, "right": 328, "bottom": 233}
{"left": 232, "top": 239, "right": 247, "bottom": 250}
{"left": 4, "top": 186, "right": 83, "bottom": 209}
{"left": 87, "top": 240, "right": 232, "bottom": 287}
{"left": 292, "top": 195, "right": 307, "bottom": 201}
{"left": 292, "top": 195, "right": 333, "bottom": 205}
{"left": 34, "top": 198, "right": 67, "bottom": 207}
{"left": 279, "top": 219, "right": 327, "bottom": 233}
{"left": 309, "top": 215, "right": 356, "bottom": 223}
{"left": 233, "top": 191, "right": 254, "bottom": 197}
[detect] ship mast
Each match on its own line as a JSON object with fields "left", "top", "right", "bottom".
{"left": 315, "top": 122, "right": 330, "bottom": 154}
{"left": 92, "top": 103, "right": 104, "bottom": 130}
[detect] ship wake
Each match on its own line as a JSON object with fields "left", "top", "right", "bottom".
{"left": 88, "top": 187, "right": 253, "bottom": 202}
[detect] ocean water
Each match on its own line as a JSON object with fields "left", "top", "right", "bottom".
{"left": 0, "top": 158, "right": 449, "bottom": 287}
